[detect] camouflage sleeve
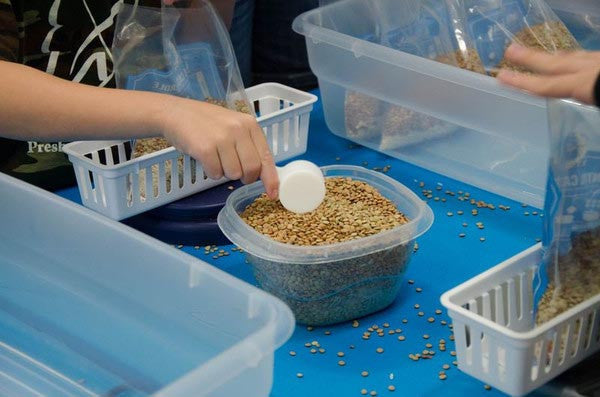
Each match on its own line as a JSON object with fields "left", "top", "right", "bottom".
{"left": 0, "top": 0, "right": 18, "bottom": 62}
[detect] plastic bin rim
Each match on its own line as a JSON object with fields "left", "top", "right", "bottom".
{"left": 217, "top": 164, "right": 434, "bottom": 264}
{"left": 292, "top": 3, "right": 548, "bottom": 108}
{"left": 440, "top": 243, "right": 600, "bottom": 343}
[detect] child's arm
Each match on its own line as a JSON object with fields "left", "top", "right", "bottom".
{"left": 0, "top": 61, "right": 279, "bottom": 198}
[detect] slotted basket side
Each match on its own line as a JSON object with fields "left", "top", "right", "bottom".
{"left": 441, "top": 245, "right": 600, "bottom": 396}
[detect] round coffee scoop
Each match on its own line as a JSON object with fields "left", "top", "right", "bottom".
{"left": 276, "top": 160, "right": 326, "bottom": 214}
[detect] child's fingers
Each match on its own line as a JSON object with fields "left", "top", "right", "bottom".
{"left": 250, "top": 124, "right": 279, "bottom": 199}
{"left": 217, "top": 138, "right": 243, "bottom": 181}
{"left": 235, "top": 134, "right": 262, "bottom": 185}
{"left": 504, "top": 44, "right": 581, "bottom": 75}
{"left": 192, "top": 143, "right": 223, "bottom": 180}
{"left": 498, "top": 69, "right": 579, "bottom": 99}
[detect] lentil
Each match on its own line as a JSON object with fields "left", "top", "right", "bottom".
{"left": 361, "top": 390, "right": 368, "bottom": 395}
{"left": 484, "top": 385, "right": 492, "bottom": 391}
{"left": 338, "top": 360, "right": 346, "bottom": 366}
{"left": 416, "top": 287, "right": 423, "bottom": 293}
{"left": 423, "top": 334, "right": 430, "bottom": 339}
{"left": 435, "top": 309, "right": 442, "bottom": 315}
{"left": 289, "top": 351, "right": 296, "bottom": 356}
{"left": 398, "top": 336, "right": 406, "bottom": 341}
{"left": 388, "top": 385, "right": 396, "bottom": 392}
{"left": 443, "top": 364, "right": 450, "bottom": 370}
{"left": 296, "top": 373, "right": 304, "bottom": 378}
{"left": 376, "top": 347, "right": 384, "bottom": 354}
{"left": 361, "top": 371, "right": 369, "bottom": 377}
{"left": 337, "top": 352, "right": 345, "bottom": 357}
{"left": 418, "top": 311, "right": 424, "bottom": 317}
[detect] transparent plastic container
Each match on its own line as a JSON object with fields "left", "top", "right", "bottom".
{"left": 293, "top": 0, "right": 600, "bottom": 208}
{"left": 218, "top": 165, "right": 434, "bottom": 325}
{"left": 0, "top": 172, "right": 294, "bottom": 397}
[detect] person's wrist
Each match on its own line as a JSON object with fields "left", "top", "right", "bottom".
{"left": 145, "top": 92, "right": 179, "bottom": 138}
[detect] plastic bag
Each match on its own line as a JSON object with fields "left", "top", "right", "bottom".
{"left": 464, "top": 0, "right": 580, "bottom": 76}
{"left": 535, "top": 99, "right": 600, "bottom": 327}
{"left": 343, "top": 0, "right": 485, "bottom": 150}
{"left": 112, "top": 1, "right": 252, "bottom": 197}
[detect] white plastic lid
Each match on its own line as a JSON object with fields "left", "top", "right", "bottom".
{"left": 277, "top": 160, "right": 326, "bottom": 214}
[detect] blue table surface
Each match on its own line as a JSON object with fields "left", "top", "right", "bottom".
{"left": 57, "top": 92, "right": 545, "bottom": 397}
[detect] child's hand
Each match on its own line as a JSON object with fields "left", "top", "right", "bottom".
{"left": 497, "top": 44, "right": 600, "bottom": 105}
{"left": 159, "top": 96, "right": 279, "bottom": 199}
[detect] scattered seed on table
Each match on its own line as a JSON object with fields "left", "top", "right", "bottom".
{"left": 484, "top": 385, "right": 492, "bottom": 391}
{"left": 370, "top": 391, "right": 377, "bottom": 396}
{"left": 443, "top": 364, "right": 450, "bottom": 370}
{"left": 440, "top": 346, "right": 446, "bottom": 351}
{"left": 310, "top": 349, "right": 317, "bottom": 354}
{"left": 227, "top": 185, "right": 235, "bottom": 191}
{"left": 472, "top": 209, "right": 478, "bottom": 216}
{"left": 376, "top": 347, "right": 384, "bottom": 354}
{"left": 304, "top": 342, "right": 311, "bottom": 347}
{"left": 447, "top": 212, "right": 453, "bottom": 217}
{"left": 435, "top": 309, "right": 442, "bottom": 315}
{"left": 422, "top": 349, "right": 429, "bottom": 355}
{"left": 372, "top": 325, "right": 379, "bottom": 330}
{"left": 352, "top": 320, "right": 360, "bottom": 328}
{"left": 428, "top": 317, "right": 435, "bottom": 323}
{"left": 441, "top": 320, "right": 447, "bottom": 325}
{"left": 439, "top": 339, "right": 446, "bottom": 344}
{"left": 362, "top": 371, "right": 369, "bottom": 377}
{"left": 325, "top": 330, "right": 331, "bottom": 335}
{"left": 296, "top": 373, "right": 304, "bottom": 378}
{"left": 429, "top": 351, "right": 436, "bottom": 355}
{"left": 319, "top": 348, "right": 326, "bottom": 354}
{"left": 451, "top": 351, "right": 456, "bottom": 356}
{"left": 383, "top": 323, "right": 390, "bottom": 328}
{"left": 423, "top": 334, "right": 430, "bottom": 339}
{"left": 408, "top": 279, "right": 415, "bottom": 285}
{"left": 402, "top": 319, "right": 408, "bottom": 324}
{"left": 462, "top": 222, "right": 468, "bottom": 227}
{"left": 442, "top": 198, "right": 447, "bottom": 202}
{"left": 439, "top": 374, "right": 447, "bottom": 380}
{"left": 453, "top": 361, "right": 458, "bottom": 366}
{"left": 350, "top": 345, "right": 355, "bottom": 349}
{"left": 289, "top": 351, "right": 296, "bottom": 356}
{"left": 338, "top": 360, "right": 346, "bottom": 366}
{"left": 395, "top": 328, "right": 402, "bottom": 333}
{"left": 388, "top": 330, "right": 395, "bottom": 335}
{"left": 450, "top": 335, "right": 455, "bottom": 341}
{"left": 416, "top": 287, "right": 423, "bottom": 293}
{"left": 414, "top": 304, "right": 420, "bottom": 309}
{"left": 223, "top": 252, "right": 229, "bottom": 256}
{"left": 362, "top": 335, "right": 370, "bottom": 340}
{"left": 307, "top": 326, "right": 314, "bottom": 331}
{"left": 524, "top": 212, "right": 530, "bottom": 216}
{"left": 368, "top": 327, "right": 374, "bottom": 332}
{"left": 361, "top": 389, "right": 368, "bottom": 396}
{"left": 398, "top": 336, "right": 406, "bottom": 341}
{"left": 418, "top": 311, "right": 424, "bottom": 317}
{"left": 212, "top": 255, "right": 218, "bottom": 259}
{"left": 434, "top": 197, "right": 440, "bottom": 201}
{"left": 311, "top": 341, "right": 319, "bottom": 346}
{"left": 426, "top": 343, "right": 433, "bottom": 348}
{"left": 177, "top": 245, "right": 183, "bottom": 248}
{"left": 337, "top": 352, "right": 345, "bottom": 357}
{"left": 480, "top": 237, "right": 486, "bottom": 242}
{"left": 388, "top": 385, "right": 396, "bottom": 392}
{"left": 335, "top": 157, "right": 341, "bottom": 161}
{"left": 457, "top": 210, "right": 464, "bottom": 215}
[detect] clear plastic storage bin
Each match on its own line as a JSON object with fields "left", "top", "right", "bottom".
{"left": 0, "top": 172, "right": 294, "bottom": 397}
{"left": 293, "top": 0, "right": 600, "bottom": 208}
{"left": 218, "top": 165, "right": 434, "bottom": 325}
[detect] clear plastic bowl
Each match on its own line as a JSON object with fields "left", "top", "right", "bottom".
{"left": 218, "top": 165, "right": 434, "bottom": 325}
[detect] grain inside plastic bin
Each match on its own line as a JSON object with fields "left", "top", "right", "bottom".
{"left": 217, "top": 165, "right": 434, "bottom": 325}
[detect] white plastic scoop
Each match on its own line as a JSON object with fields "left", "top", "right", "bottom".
{"left": 276, "top": 160, "right": 326, "bottom": 214}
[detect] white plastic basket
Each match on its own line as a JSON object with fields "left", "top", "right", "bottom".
{"left": 441, "top": 244, "right": 600, "bottom": 396}
{"left": 63, "top": 83, "right": 317, "bottom": 220}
